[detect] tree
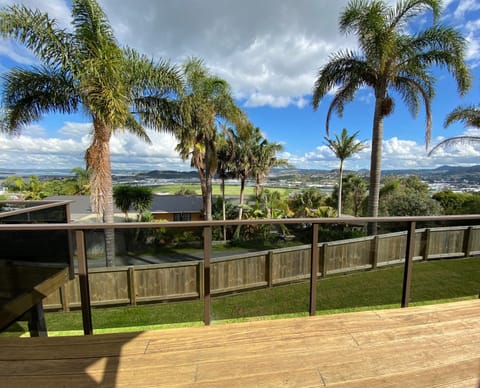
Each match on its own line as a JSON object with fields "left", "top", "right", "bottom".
{"left": 429, "top": 105, "right": 480, "bottom": 155}
{"left": 113, "top": 185, "right": 153, "bottom": 221}
{"left": 175, "top": 58, "right": 244, "bottom": 220}
{"left": 216, "top": 131, "right": 236, "bottom": 241}
{"left": 379, "top": 176, "right": 441, "bottom": 217}
{"left": 251, "top": 138, "right": 287, "bottom": 199}
{"left": 312, "top": 0, "right": 471, "bottom": 234}
{"left": 330, "top": 173, "right": 368, "bottom": 216}
{"left": 0, "top": 0, "right": 181, "bottom": 265}
{"left": 325, "top": 128, "right": 365, "bottom": 216}
{"left": 113, "top": 185, "right": 133, "bottom": 220}
{"left": 288, "top": 188, "right": 326, "bottom": 218}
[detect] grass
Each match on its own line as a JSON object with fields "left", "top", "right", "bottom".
{"left": 3, "top": 257, "right": 479, "bottom": 337}
{"left": 150, "top": 183, "right": 293, "bottom": 197}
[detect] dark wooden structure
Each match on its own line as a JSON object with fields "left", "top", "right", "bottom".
{"left": 0, "top": 201, "right": 74, "bottom": 336}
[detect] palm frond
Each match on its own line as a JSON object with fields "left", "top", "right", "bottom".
{"left": 444, "top": 105, "right": 480, "bottom": 128}
{"left": 1, "top": 66, "right": 78, "bottom": 132}
{"left": 312, "top": 50, "right": 372, "bottom": 110}
{"left": 0, "top": 4, "right": 73, "bottom": 68}
{"left": 393, "top": 76, "right": 432, "bottom": 148}
{"left": 428, "top": 136, "right": 480, "bottom": 156}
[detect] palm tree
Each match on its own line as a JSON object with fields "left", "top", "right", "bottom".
{"left": 0, "top": 0, "right": 182, "bottom": 265}
{"left": 325, "top": 128, "right": 365, "bottom": 216}
{"left": 216, "top": 130, "right": 236, "bottom": 241}
{"left": 175, "top": 58, "right": 244, "bottom": 221}
{"left": 429, "top": 105, "right": 480, "bottom": 155}
{"left": 312, "top": 0, "right": 471, "bottom": 234}
{"left": 251, "top": 139, "right": 287, "bottom": 199}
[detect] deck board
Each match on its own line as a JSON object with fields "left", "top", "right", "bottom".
{"left": 0, "top": 299, "right": 479, "bottom": 387}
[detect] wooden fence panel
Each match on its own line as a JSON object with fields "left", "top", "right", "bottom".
{"left": 428, "top": 227, "right": 465, "bottom": 258}
{"left": 468, "top": 227, "right": 480, "bottom": 255}
{"left": 88, "top": 269, "right": 130, "bottom": 305}
{"left": 211, "top": 254, "right": 267, "bottom": 293}
{"left": 134, "top": 263, "right": 199, "bottom": 302}
{"left": 326, "top": 238, "right": 371, "bottom": 272}
{"left": 272, "top": 246, "right": 311, "bottom": 284}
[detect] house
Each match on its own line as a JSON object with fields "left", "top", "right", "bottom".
{"left": 45, "top": 194, "right": 204, "bottom": 222}
{"left": 150, "top": 194, "right": 203, "bottom": 221}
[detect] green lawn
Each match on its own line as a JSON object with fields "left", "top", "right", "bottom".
{"left": 150, "top": 183, "right": 293, "bottom": 197}
{"left": 3, "top": 257, "right": 478, "bottom": 337}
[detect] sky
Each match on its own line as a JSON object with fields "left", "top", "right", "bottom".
{"left": 0, "top": 0, "right": 480, "bottom": 173}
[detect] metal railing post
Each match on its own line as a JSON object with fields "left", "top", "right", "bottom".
{"left": 76, "top": 230, "right": 93, "bottom": 335}
{"left": 309, "top": 223, "right": 319, "bottom": 316}
{"left": 203, "top": 226, "right": 212, "bottom": 325}
{"left": 401, "top": 221, "right": 416, "bottom": 308}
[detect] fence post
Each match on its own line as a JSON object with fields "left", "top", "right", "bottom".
{"left": 59, "top": 284, "right": 70, "bottom": 312}
{"left": 423, "top": 228, "right": 431, "bottom": 261}
{"left": 371, "top": 235, "right": 379, "bottom": 269}
{"left": 203, "top": 226, "right": 212, "bottom": 325}
{"left": 463, "top": 226, "right": 472, "bottom": 258}
{"left": 266, "top": 251, "right": 274, "bottom": 288}
{"left": 401, "top": 221, "right": 416, "bottom": 308}
{"left": 128, "top": 267, "right": 136, "bottom": 306}
{"left": 309, "top": 223, "right": 319, "bottom": 316}
{"left": 76, "top": 230, "right": 93, "bottom": 335}
{"left": 321, "top": 243, "right": 327, "bottom": 278}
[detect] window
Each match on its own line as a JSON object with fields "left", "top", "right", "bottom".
{"left": 173, "top": 213, "right": 191, "bottom": 221}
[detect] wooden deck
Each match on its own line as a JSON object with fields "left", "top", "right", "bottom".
{"left": 0, "top": 299, "right": 479, "bottom": 387}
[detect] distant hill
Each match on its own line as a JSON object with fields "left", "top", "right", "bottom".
{"left": 136, "top": 170, "right": 198, "bottom": 180}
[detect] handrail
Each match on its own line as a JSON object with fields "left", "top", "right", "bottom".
{"left": 1, "top": 214, "right": 480, "bottom": 230}
{"left": 2, "top": 214, "right": 480, "bottom": 335}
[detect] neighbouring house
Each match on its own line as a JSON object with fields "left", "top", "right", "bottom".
{"left": 45, "top": 194, "right": 204, "bottom": 222}
{"left": 150, "top": 195, "right": 203, "bottom": 222}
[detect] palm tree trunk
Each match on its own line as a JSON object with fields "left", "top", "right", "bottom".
{"left": 367, "top": 95, "right": 385, "bottom": 235}
{"left": 338, "top": 160, "right": 344, "bottom": 217}
{"left": 234, "top": 176, "right": 246, "bottom": 239}
{"left": 86, "top": 120, "right": 115, "bottom": 266}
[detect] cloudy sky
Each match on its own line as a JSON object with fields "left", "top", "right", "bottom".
{"left": 0, "top": 0, "right": 480, "bottom": 172}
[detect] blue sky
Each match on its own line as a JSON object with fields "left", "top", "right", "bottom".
{"left": 0, "top": 0, "right": 480, "bottom": 172}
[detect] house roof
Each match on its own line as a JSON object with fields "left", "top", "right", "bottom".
{"left": 45, "top": 195, "right": 203, "bottom": 221}
{"left": 150, "top": 195, "right": 203, "bottom": 214}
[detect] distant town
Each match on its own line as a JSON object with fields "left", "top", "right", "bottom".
{"left": 2, "top": 164, "right": 480, "bottom": 194}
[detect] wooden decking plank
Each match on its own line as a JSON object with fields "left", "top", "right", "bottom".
{"left": 0, "top": 300, "right": 478, "bottom": 387}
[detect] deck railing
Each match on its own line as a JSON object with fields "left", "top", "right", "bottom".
{"left": 1, "top": 215, "right": 480, "bottom": 335}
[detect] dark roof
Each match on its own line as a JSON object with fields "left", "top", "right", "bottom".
{"left": 150, "top": 195, "right": 203, "bottom": 214}
{"left": 45, "top": 194, "right": 204, "bottom": 216}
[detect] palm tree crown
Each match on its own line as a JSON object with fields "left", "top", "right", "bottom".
{"left": 0, "top": 0, "right": 182, "bottom": 265}
{"left": 312, "top": 0, "right": 471, "bottom": 233}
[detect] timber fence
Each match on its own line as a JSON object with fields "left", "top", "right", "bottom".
{"left": 42, "top": 224, "right": 480, "bottom": 311}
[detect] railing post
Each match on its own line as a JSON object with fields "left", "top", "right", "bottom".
{"left": 401, "top": 221, "right": 416, "bottom": 308}
{"left": 76, "top": 230, "right": 93, "bottom": 335}
{"left": 309, "top": 223, "right": 319, "bottom": 316}
{"left": 203, "top": 226, "right": 212, "bottom": 325}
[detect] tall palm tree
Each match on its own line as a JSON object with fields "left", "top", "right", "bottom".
{"left": 175, "top": 58, "right": 244, "bottom": 220}
{"left": 429, "top": 105, "right": 480, "bottom": 155}
{"left": 325, "top": 128, "right": 365, "bottom": 216}
{"left": 251, "top": 139, "right": 287, "bottom": 199}
{"left": 0, "top": 0, "right": 181, "bottom": 265}
{"left": 312, "top": 0, "right": 471, "bottom": 234}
